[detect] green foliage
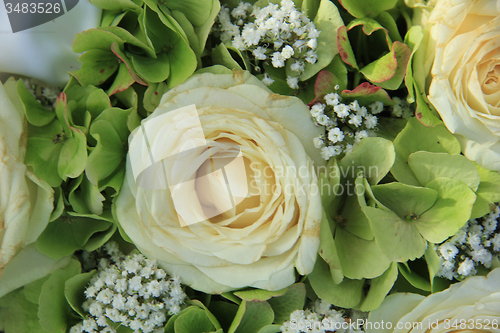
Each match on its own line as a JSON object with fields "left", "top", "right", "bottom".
{"left": 74, "top": 0, "right": 213, "bottom": 96}
{"left": 310, "top": 113, "right": 499, "bottom": 310}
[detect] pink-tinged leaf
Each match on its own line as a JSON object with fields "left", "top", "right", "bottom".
{"left": 69, "top": 60, "right": 118, "bottom": 87}
{"left": 360, "top": 49, "right": 398, "bottom": 83}
{"left": 360, "top": 41, "right": 411, "bottom": 90}
{"left": 341, "top": 82, "right": 395, "bottom": 105}
{"left": 374, "top": 41, "right": 412, "bottom": 90}
{"left": 308, "top": 70, "right": 344, "bottom": 106}
{"left": 337, "top": 26, "right": 358, "bottom": 69}
{"left": 107, "top": 63, "right": 135, "bottom": 96}
{"left": 347, "top": 17, "right": 391, "bottom": 46}
{"left": 110, "top": 42, "right": 148, "bottom": 86}
{"left": 414, "top": 90, "right": 442, "bottom": 127}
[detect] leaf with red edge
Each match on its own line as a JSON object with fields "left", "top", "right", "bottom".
{"left": 337, "top": 26, "right": 358, "bottom": 69}
{"left": 110, "top": 42, "right": 148, "bottom": 86}
{"left": 360, "top": 41, "right": 411, "bottom": 90}
{"left": 70, "top": 60, "right": 119, "bottom": 87}
{"left": 341, "top": 82, "right": 394, "bottom": 105}
{"left": 308, "top": 70, "right": 346, "bottom": 106}
{"left": 347, "top": 17, "right": 391, "bottom": 45}
{"left": 107, "top": 63, "right": 135, "bottom": 96}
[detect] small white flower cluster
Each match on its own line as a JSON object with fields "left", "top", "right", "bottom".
{"left": 70, "top": 242, "right": 186, "bottom": 333}
{"left": 437, "top": 205, "right": 500, "bottom": 280}
{"left": 216, "top": 0, "right": 320, "bottom": 89}
{"left": 23, "top": 78, "right": 60, "bottom": 108}
{"left": 280, "top": 299, "right": 365, "bottom": 333}
{"left": 311, "top": 89, "right": 382, "bottom": 160}
{"left": 390, "top": 97, "right": 412, "bottom": 118}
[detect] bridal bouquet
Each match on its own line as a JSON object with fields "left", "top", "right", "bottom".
{"left": 0, "top": 0, "right": 499, "bottom": 332}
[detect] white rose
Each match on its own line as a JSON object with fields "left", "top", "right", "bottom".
{"left": 366, "top": 267, "right": 500, "bottom": 333}
{"left": 0, "top": 79, "right": 54, "bottom": 276}
{"left": 116, "top": 70, "right": 324, "bottom": 293}
{"left": 427, "top": 0, "right": 500, "bottom": 171}
{"left": 0, "top": 0, "right": 100, "bottom": 86}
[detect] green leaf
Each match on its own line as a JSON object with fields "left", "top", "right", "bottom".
{"left": 341, "top": 82, "right": 395, "bottom": 106}
{"left": 424, "top": 244, "right": 442, "bottom": 292}
{"left": 17, "top": 79, "right": 55, "bottom": 126}
{"left": 81, "top": 176, "right": 106, "bottom": 216}
{"left": 339, "top": 0, "right": 398, "bottom": 18}
{"left": 107, "top": 62, "right": 136, "bottom": 96}
{"left": 132, "top": 52, "right": 171, "bottom": 83}
{"left": 171, "top": 10, "right": 201, "bottom": 57}
{"left": 0, "top": 244, "right": 71, "bottom": 299}
{"left": 234, "top": 289, "right": 287, "bottom": 302}
{"left": 408, "top": 152, "right": 480, "bottom": 190}
{"left": 64, "top": 271, "right": 96, "bottom": 318}
{"left": 375, "top": 12, "right": 402, "bottom": 42}
{"left": 308, "top": 256, "right": 364, "bottom": 308}
{"left": 361, "top": 41, "right": 411, "bottom": 90}
{"left": 229, "top": 301, "right": 274, "bottom": 333}
{"left": 25, "top": 120, "right": 65, "bottom": 187}
{"left": 257, "top": 325, "right": 281, "bottom": 333}
{"left": 83, "top": 224, "right": 117, "bottom": 252}
{"left": 391, "top": 117, "right": 461, "bottom": 186}
{"left": 337, "top": 26, "right": 358, "bottom": 69}
{"left": 86, "top": 108, "right": 129, "bottom": 185}
{"left": 72, "top": 28, "right": 125, "bottom": 53}
{"left": 174, "top": 307, "right": 216, "bottom": 333}
{"left": 376, "top": 117, "right": 407, "bottom": 142}
{"left": 211, "top": 43, "right": 243, "bottom": 71}
{"left": 362, "top": 206, "right": 427, "bottom": 262}
{"left": 143, "top": 82, "right": 167, "bottom": 112}
{"left": 340, "top": 193, "right": 374, "bottom": 241}
{"left": 188, "top": 300, "right": 222, "bottom": 331}
{"left": 335, "top": 226, "right": 392, "bottom": 279}
{"left": 267, "top": 284, "right": 306, "bottom": 325}
{"left": 339, "top": 137, "right": 395, "bottom": 185}
{"left": 371, "top": 182, "right": 438, "bottom": 219}
{"left": 38, "top": 260, "right": 81, "bottom": 332}
{"left": 471, "top": 164, "right": 500, "bottom": 219}
{"left": 142, "top": 6, "right": 197, "bottom": 88}
{"left": 162, "top": 0, "right": 213, "bottom": 26}
{"left": 58, "top": 128, "right": 88, "bottom": 179}
{"left": 5, "top": 292, "right": 55, "bottom": 333}
{"left": 300, "top": 0, "right": 343, "bottom": 80}
{"left": 208, "top": 301, "right": 239, "bottom": 332}
{"left": 318, "top": 211, "right": 343, "bottom": 273}
{"left": 193, "top": 0, "right": 220, "bottom": 54}
{"left": 301, "top": 0, "right": 320, "bottom": 18}
{"left": 36, "top": 216, "right": 113, "bottom": 259}
{"left": 398, "top": 263, "right": 431, "bottom": 292}
{"left": 23, "top": 276, "right": 50, "bottom": 304}
{"left": 86, "top": 89, "right": 111, "bottom": 120}
{"left": 70, "top": 60, "right": 119, "bottom": 87}
{"left": 357, "top": 262, "right": 398, "bottom": 311}
{"left": 89, "top": 0, "right": 141, "bottom": 11}
{"left": 415, "top": 178, "right": 476, "bottom": 243}
{"left": 404, "top": 25, "right": 423, "bottom": 102}
{"left": 110, "top": 42, "right": 148, "bottom": 86}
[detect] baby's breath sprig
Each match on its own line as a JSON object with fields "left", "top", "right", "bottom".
{"left": 215, "top": 0, "right": 320, "bottom": 89}
{"left": 309, "top": 87, "right": 382, "bottom": 160}
{"left": 436, "top": 204, "right": 500, "bottom": 280}
{"left": 70, "top": 241, "right": 186, "bottom": 333}
{"left": 280, "top": 299, "right": 366, "bottom": 333}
